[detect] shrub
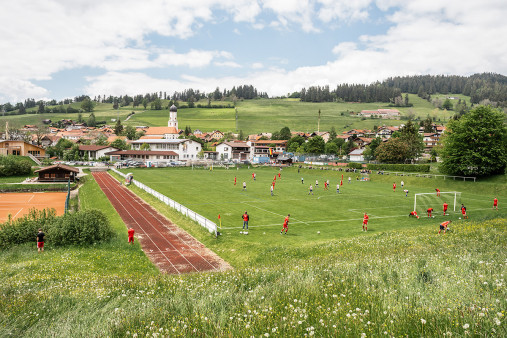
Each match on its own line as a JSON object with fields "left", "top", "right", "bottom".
{"left": 0, "top": 208, "right": 57, "bottom": 249}
{"left": 367, "top": 163, "right": 430, "bottom": 173}
{"left": 0, "top": 208, "right": 113, "bottom": 249}
{"left": 46, "top": 209, "right": 114, "bottom": 246}
{"left": 347, "top": 162, "right": 363, "bottom": 169}
{"left": 0, "top": 156, "right": 32, "bottom": 177}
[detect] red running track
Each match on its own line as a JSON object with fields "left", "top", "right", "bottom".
{"left": 93, "top": 172, "right": 231, "bottom": 274}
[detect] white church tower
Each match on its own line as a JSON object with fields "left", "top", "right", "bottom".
{"left": 168, "top": 104, "right": 178, "bottom": 130}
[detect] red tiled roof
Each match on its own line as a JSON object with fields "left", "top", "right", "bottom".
{"left": 79, "top": 145, "right": 115, "bottom": 151}
{"left": 105, "top": 150, "right": 178, "bottom": 156}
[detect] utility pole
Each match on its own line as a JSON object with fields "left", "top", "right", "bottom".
{"left": 318, "top": 109, "right": 321, "bottom": 133}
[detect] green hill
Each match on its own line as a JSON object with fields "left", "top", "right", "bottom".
{"left": 0, "top": 95, "right": 469, "bottom": 134}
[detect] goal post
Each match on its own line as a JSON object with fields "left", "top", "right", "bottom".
{"left": 414, "top": 191, "right": 461, "bottom": 215}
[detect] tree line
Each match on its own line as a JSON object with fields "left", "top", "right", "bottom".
{"left": 291, "top": 73, "right": 507, "bottom": 106}
{"left": 0, "top": 84, "right": 268, "bottom": 116}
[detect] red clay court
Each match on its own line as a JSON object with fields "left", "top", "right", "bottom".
{"left": 0, "top": 192, "right": 67, "bottom": 223}
{"left": 93, "top": 171, "right": 231, "bottom": 274}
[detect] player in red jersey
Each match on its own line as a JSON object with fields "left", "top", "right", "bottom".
{"left": 393, "top": 182, "right": 396, "bottom": 192}
{"left": 234, "top": 176, "right": 237, "bottom": 185}
{"left": 280, "top": 214, "right": 290, "bottom": 234}
{"left": 443, "top": 202, "right": 448, "bottom": 216}
{"left": 435, "top": 188, "right": 440, "bottom": 196}
{"left": 439, "top": 220, "right": 451, "bottom": 234}
{"left": 493, "top": 197, "right": 498, "bottom": 210}
{"left": 362, "top": 213, "right": 369, "bottom": 231}
{"left": 427, "top": 207, "right": 433, "bottom": 218}
{"left": 128, "top": 228, "right": 135, "bottom": 244}
{"left": 461, "top": 204, "right": 468, "bottom": 219}
{"left": 409, "top": 211, "right": 420, "bottom": 219}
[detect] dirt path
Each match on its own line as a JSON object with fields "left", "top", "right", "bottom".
{"left": 92, "top": 172, "right": 231, "bottom": 274}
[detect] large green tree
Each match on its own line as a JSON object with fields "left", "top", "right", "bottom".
{"left": 375, "top": 138, "right": 410, "bottom": 164}
{"left": 305, "top": 135, "right": 325, "bottom": 154}
{"left": 81, "top": 98, "right": 95, "bottom": 112}
{"left": 398, "top": 120, "right": 424, "bottom": 161}
{"left": 440, "top": 105, "right": 507, "bottom": 176}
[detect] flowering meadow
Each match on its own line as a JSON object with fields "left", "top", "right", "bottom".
{"left": 0, "top": 170, "right": 505, "bottom": 336}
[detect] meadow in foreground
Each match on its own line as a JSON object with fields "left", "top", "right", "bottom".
{"left": 0, "top": 169, "right": 505, "bottom": 336}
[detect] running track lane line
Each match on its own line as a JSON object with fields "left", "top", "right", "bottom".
{"left": 93, "top": 172, "right": 183, "bottom": 274}
{"left": 93, "top": 172, "right": 221, "bottom": 274}
{"left": 97, "top": 172, "right": 220, "bottom": 272}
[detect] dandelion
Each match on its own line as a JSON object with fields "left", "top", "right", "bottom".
{"left": 361, "top": 333, "right": 366, "bottom": 338}
{"left": 263, "top": 333, "right": 269, "bottom": 337}
{"left": 463, "top": 323, "right": 469, "bottom": 329}
{"left": 421, "top": 318, "right": 426, "bottom": 324}
{"left": 494, "top": 318, "right": 501, "bottom": 326}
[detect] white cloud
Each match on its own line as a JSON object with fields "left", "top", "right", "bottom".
{"left": 1, "top": 0, "right": 507, "bottom": 103}
{"left": 214, "top": 61, "right": 242, "bottom": 68}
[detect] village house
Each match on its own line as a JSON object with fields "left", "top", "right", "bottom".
{"left": 216, "top": 141, "right": 250, "bottom": 161}
{"left": 359, "top": 109, "right": 401, "bottom": 119}
{"left": 0, "top": 140, "right": 45, "bottom": 158}
{"left": 79, "top": 145, "right": 119, "bottom": 160}
{"left": 247, "top": 139, "right": 287, "bottom": 160}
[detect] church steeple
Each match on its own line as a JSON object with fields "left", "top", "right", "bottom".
{"left": 168, "top": 104, "right": 178, "bottom": 130}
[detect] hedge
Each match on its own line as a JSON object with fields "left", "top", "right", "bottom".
{"left": 366, "top": 163, "right": 430, "bottom": 173}
{"left": 347, "top": 162, "right": 363, "bottom": 169}
{"left": 0, "top": 183, "right": 77, "bottom": 193}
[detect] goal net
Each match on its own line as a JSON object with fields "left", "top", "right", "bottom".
{"left": 413, "top": 192, "right": 462, "bottom": 216}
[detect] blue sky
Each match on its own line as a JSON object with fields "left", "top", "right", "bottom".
{"left": 1, "top": 0, "right": 506, "bottom": 104}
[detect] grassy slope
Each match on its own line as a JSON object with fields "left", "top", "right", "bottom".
{"left": 0, "top": 95, "right": 470, "bottom": 133}
{"left": 0, "top": 170, "right": 505, "bottom": 336}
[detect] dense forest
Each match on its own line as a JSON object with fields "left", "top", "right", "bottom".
{"left": 294, "top": 73, "right": 507, "bottom": 106}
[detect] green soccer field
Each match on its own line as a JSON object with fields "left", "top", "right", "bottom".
{"left": 119, "top": 166, "right": 505, "bottom": 263}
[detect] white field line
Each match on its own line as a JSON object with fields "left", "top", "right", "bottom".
{"left": 28, "top": 194, "right": 35, "bottom": 203}
{"left": 242, "top": 201, "right": 311, "bottom": 227}
{"left": 221, "top": 213, "right": 410, "bottom": 229}
{"left": 12, "top": 208, "right": 24, "bottom": 219}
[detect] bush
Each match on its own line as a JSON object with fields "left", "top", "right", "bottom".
{"left": 0, "top": 156, "right": 32, "bottom": 177}
{"left": 0, "top": 208, "right": 114, "bottom": 249}
{"left": 46, "top": 209, "right": 114, "bottom": 246}
{"left": 366, "top": 163, "right": 430, "bottom": 173}
{"left": 0, "top": 208, "right": 57, "bottom": 249}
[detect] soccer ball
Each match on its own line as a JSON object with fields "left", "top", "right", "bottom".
{"left": 432, "top": 216, "right": 435, "bottom": 218}
{"left": 459, "top": 217, "right": 461, "bottom": 220}
{"left": 239, "top": 231, "right": 243, "bottom": 234}
{"left": 244, "top": 231, "right": 248, "bottom": 235}
{"left": 317, "top": 231, "right": 320, "bottom": 234}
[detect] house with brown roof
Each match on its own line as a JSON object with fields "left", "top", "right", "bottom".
{"left": 34, "top": 163, "right": 79, "bottom": 182}
{"left": 78, "top": 145, "right": 119, "bottom": 160}
{"left": 105, "top": 150, "right": 179, "bottom": 162}
{"left": 216, "top": 141, "right": 250, "bottom": 161}
{"left": 247, "top": 139, "right": 287, "bottom": 159}
{"left": 0, "top": 140, "right": 45, "bottom": 157}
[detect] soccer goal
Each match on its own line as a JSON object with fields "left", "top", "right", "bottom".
{"left": 414, "top": 191, "right": 462, "bottom": 215}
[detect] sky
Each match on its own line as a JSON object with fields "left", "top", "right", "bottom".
{"left": 1, "top": 0, "right": 506, "bottom": 104}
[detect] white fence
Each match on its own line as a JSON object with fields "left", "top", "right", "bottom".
{"left": 111, "top": 168, "right": 217, "bottom": 235}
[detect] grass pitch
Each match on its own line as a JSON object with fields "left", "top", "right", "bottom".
{"left": 119, "top": 166, "right": 504, "bottom": 267}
